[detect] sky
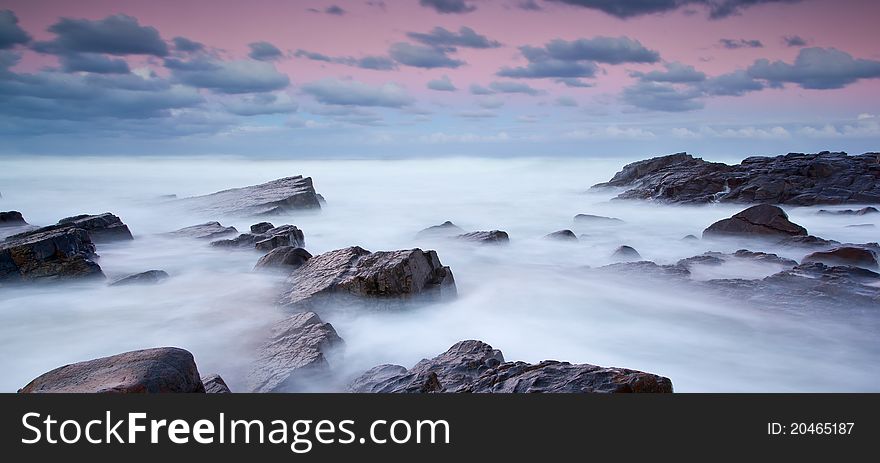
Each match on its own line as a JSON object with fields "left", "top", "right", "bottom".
{"left": 0, "top": 0, "right": 878, "bottom": 158}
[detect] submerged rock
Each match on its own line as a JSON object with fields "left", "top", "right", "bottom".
{"left": 202, "top": 374, "right": 231, "bottom": 393}
{"left": 678, "top": 250, "right": 798, "bottom": 268}
{"left": 279, "top": 246, "right": 456, "bottom": 311}
{"left": 254, "top": 246, "right": 312, "bottom": 271}
{"left": 416, "top": 221, "right": 465, "bottom": 239}
{"left": 574, "top": 214, "right": 623, "bottom": 224}
{"left": 178, "top": 176, "right": 322, "bottom": 216}
{"left": 802, "top": 247, "right": 879, "bottom": 269}
{"left": 456, "top": 230, "right": 509, "bottom": 244}
{"left": 0, "top": 211, "right": 27, "bottom": 227}
{"left": 544, "top": 230, "right": 578, "bottom": 241}
{"left": 817, "top": 207, "right": 878, "bottom": 216}
{"left": 110, "top": 270, "right": 170, "bottom": 286}
{"left": 166, "top": 222, "right": 238, "bottom": 240}
{"left": 1, "top": 227, "right": 103, "bottom": 282}
{"left": 703, "top": 204, "right": 807, "bottom": 239}
{"left": 350, "top": 340, "right": 673, "bottom": 393}
{"left": 611, "top": 245, "right": 641, "bottom": 261}
{"left": 19, "top": 347, "right": 205, "bottom": 393}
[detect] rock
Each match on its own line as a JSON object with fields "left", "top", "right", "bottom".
{"left": 254, "top": 225, "right": 305, "bottom": 251}
{"left": 846, "top": 224, "right": 876, "bottom": 228}
{"left": 279, "top": 246, "right": 456, "bottom": 311}
{"left": 681, "top": 234, "right": 699, "bottom": 241}
{"left": 731, "top": 249, "right": 799, "bottom": 266}
{"left": 210, "top": 233, "right": 263, "bottom": 248}
{"left": 703, "top": 204, "right": 807, "bottom": 239}
{"left": 248, "top": 312, "right": 343, "bottom": 393}
{"left": 178, "top": 176, "right": 321, "bottom": 216}
{"left": 7, "top": 212, "right": 133, "bottom": 244}
{"left": 778, "top": 235, "right": 840, "bottom": 249}
{"left": 416, "top": 221, "right": 465, "bottom": 238}
{"left": 19, "top": 347, "right": 205, "bottom": 393}
{"left": 544, "top": 230, "right": 578, "bottom": 241}
{"left": 109, "top": 270, "right": 169, "bottom": 286}
{"left": 1, "top": 227, "right": 103, "bottom": 282}
{"left": 678, "top": 250, "right": 797, "bottom": 268}
{"left": 166, "top": 222, "right": 238, "bottom": 240}
{"left": 592, "top": 151, "right": 880, "bottom": 205}
{"left": 802, "top": 247, "right": 879, "bottom": 269}
{"left": 611, "top": 245, "right": 641, "bottom": 261}
{"left": 677, "top": 254, "right": 725, "bottom": 267}
{"left": 254, "top": 246, "right": 312, "bottom": 271}
{"left": 349, "top": 340, "right": 673, "bottom": 393}
{"left": 250, "top": 222, "right": 275, "bottom": 234}
{"left": 456, "top": 230, "right": 509, "bottom": 244}
{"left": 817, "top": 207, "right": 879, "bottom": 216}
{"left": 202, "top": 374, "right": 231, "bottom": 393}
{"left": 0, "top": 211, "right": 27, "bottom": 227}
{"left": 598, "top": 261, "right": 691, "bottom": 279}
{"left": 574, "top": 214, "right": 624, "bottom": 224}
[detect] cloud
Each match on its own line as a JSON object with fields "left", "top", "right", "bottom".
{"left": 631, "top": 62, "right": 706, "bottom": 83}
{"left": 34, "top": 14, "right": 168, "bottom": 57}
{"left": 166, "top": 58, "right": 290, "bottom": 93}
{"left": 172, "top": 37, "right": 204, "bottom": 53}
{"left": 223, "top": 92, "right": 297, "bottom": 116}
{"left": 782, "top": 35, "right": 807, "bottom": 47}
{"left": 499, "top": 36, "right": 658, "bottom": 79}
{"left": 488, "top": 80, "right": 543, "bottom": 95}
{"left": 301, "top": 78, "right": 414, "bottom": 107}
{"left": 427, "top": 75, "right": 457, "bottom": 91}
{"left": 547, "top": 0, "right": 802, "bottom": 20}
{"left": 325, "top": 5, "right": 346, "bottom": 15}
{"left": 498, "top": 59, "right": 598, "bottom": 78}
{"left": 747, "top": 47, "right": 880, "bottom": 89}
{"left": 516, "top": 1, "right": 543, "bottom": 11}
{"left": 389, "top": 42, "right": 465, "bottom": 68}
{"left": 699, "top": 70, "right": 763, "bottom": 95}
{"left": 294, "top": 49, "right": 396, "bottom": 70}
{"left": 624, "top": 64, "right": 763, "bottom": 111}
{"left": 555, "top": 77, "right": 593, "bottom": 87}
{"left": 0, "top": 10, "right": 31, "bottom": 49}
{"left": 248, "top": 41, "right": 283, "bottom": 61}
{"left": 621, "top": 81, "right": 704, "bottom": 112}
{"left": 60, "top": 53, "right": 131, "bottom": 74}
{"left": 477, "top": 97, "right": 504, "bottom": 109}
{"left": 555, "top": 96, "right": 578, "bottom": 106}
{"left": 419, "top": 0, "right": 477, "bottom": 14}
{"left": 458, "top": 109, "right": 498, "bottom": 118}
{"left": 470, "top": 84, "right": 494, "bottom": 95}
{"left": 407, "top": 26, "right": 501, "bottom": 49}
{"left": 719, "top": 38, "right": 763, "bottom": 49}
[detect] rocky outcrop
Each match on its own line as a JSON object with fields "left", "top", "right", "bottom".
{"left": 350, "top": 340, "right": 673, "bottom": 393}
{"left": 611, "top": 245, "right": 641, "bottom": 261}
{"left": 544, "top": 230, "right": 578, "bottom": 241}
{"left": 574, "top": 214, "right": 623, "bottom": 224}
{"left": 202, "top": 374, "right": 231, "bottom": 393}
{"left": 7, "top": 213, "right": 133, "bottom": 243}
{"left": 592, "top": 151, "right": 880, "bottom": 205}
{"left": 178, "top": 176, "right": 322, "bottom": 216}
{"left": 598, "top": 261, "right": 691, "bottom": 279}
{"left": 248, "top": 312, "right": 343, "bottom": 393}
{"left": 19, "top": 347, "right": 205, "bottom": 393}
{"left": 166, "top": 222, "right": 238, "bottom": 240}
{"left": 1, "top": 227, "right": 103, "bottom": 282}
{"left": 109, "top": 270, "right": 170, "bottom": 286}
{"left": 250, "top": 222, "right": 275, "bottom": 234}
{"left": 678, "top": 250, "right": 798, "bottom": 268}
{"left": 416, "top": 221, "right": 465, "bottom": 239}
{"left": 802, "top": 247, "right": 879, "bottom": 269}
{"left": 211, "top": 224, "right": 305, "bottom": 251}
{"left": 817, "top": 207, "right": 878, "bottom": 216}
{"left": 703, "top": 205, "right": 807, "bottom": 239}
{"left": 456, "top": 230, "right": 509, "bottom": 244}
{"left": 279, "top": 246, "right": 456, "bottom": 311}
{"left": 254, "top": 246, "right": 312, "bottom": 271}
{"left": 0, "top": 211, "right": 27, "bottom": 227}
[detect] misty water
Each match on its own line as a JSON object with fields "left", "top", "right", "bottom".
{"left": 1, "top": 156, "right": 879, "bottom": 392}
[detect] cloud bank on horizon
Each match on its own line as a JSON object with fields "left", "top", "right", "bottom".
{"left": 0, "top": 0, "right": 878, "bottom": 157}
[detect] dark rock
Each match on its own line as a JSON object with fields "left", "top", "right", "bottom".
{"left": 703, "top": 204, "right": 807, "bottom": 239}
{"left": 8, "top": 212, "right": 133, "bottom": 244}
{"left": 456, "top": 230, "right": 509, "bottom": 244}
{"left": 19, "top": 347, "right": 205, "bottom": 393}
{"left": 210, "top": 233, "right": 262, "bottom": 248}
{"left": 544, "top": 230, "right": 578, "bottom": 241}
{"left": 248, "top": 312, "right": 343, "bottom": 393}
{"left": 598, "top": 261, "right": 691, "bottom": 279}
{"left": 846, "top": 224, "right": 876, "bottom": 228}
{"left": 1, "top": 227, "right": 103, "bottom": 282}
{"left": 778, "top": 235, "right": 840, "bottom": 249}
{"left": 574, "top": 214, "right": 624, "bottom": 224}
{"left": 250, "top": 222, "right": 275, "bottom": 234}
{"left": 677, "top": 254, "right": 725, "bottom": 267}
{"left": 109, "top": 270, "right": 169, "bottom": 286}
{"left": 279, "top": 246, "right": 456, "bottom": 311}
{"left": 0, "top": 211, "right": 27, "bottom": 227}
{"left": 254, "top": 246, "right": 312, "bottom": 271}
{"left": 592, "top": 151, "right": 880, "bottom": 205}
{"left": 731, "top": 249, "right": 799, "bottom": 266}
{"left": 166, "top": 222, "right": 238, "bottom": 240}
{"left": 255, "top": 225, "right": 305, "bottom": 251}
{"left": 416, "top": 221, "right": 465, "bottom": 239}
{"left": 678, "top": 250, "right": 797, "bottom": 268}
{"left": 817, "top": 207, "right": 879, "bottom": 216}
{"left": 202, "top": 374, "right": 231, "bottom": 393}
{"left": 681, "top": 234, "right": 699, "bottom": 241}
{"left": 611, "top": 245, "right": 641, "bottom": 261}
{"left": 178, "top": 176, "right": 321, "bottom": 216}
{"left": 802, "top": 247, "right": 879, "bottom": 269}
{"left": 350, "top": 340, "right": 673, "bottom": 393}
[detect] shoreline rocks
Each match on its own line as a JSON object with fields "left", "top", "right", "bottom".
{"left": 574, "top": 214, "right": 623, "bottom": 224}
{"left": 611, "top": 245, "right": 641, "bottom": 261}
{"left": 7, "top": 212, "right": 133, "bottom": 244}
{"left": 166, "top": 222, "right": 238, "bottom": 240}
{"left": 544, "top": 230, "right": 578, "bottom": 241}
{"left": 802, "top": 247, "right": 879, "bottom": 269}
{"left": 703, "top": 204, "right": 807, "bottom": 239}
{"left": 416, "top": 221, "right": 464, "bottom": 239}
{"left": 456, "top": 230, "right": 509, "bottom": 244}
{"left": 254, "top": 246, "right": 312, "bottom": 271}
{"left": 1, "top": 227, "right": 103, "bottom": 282}
{"left": 0, "top": 211, "right": 27, "bottom": 228}
{"left": 211, "top": 224, "right": 305, "bottom": 252}
{"left": 817, "top": 207, "right": 878, "bottom": 216}
{"left": 177, "top": 176, "right": 322, "bottom": 216}
{"left": 109, "top": 270, "right": 170, "bottom": 286}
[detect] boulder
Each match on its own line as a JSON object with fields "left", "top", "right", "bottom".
{"left": 279, "top": 246, "right": 456, "bottom": 311}
{"left": 210, "top": 233, "right": 263, "bottom": 248}
{"left": 456, "top": 230, "right": 509, "bottom": 244}
{"left": 250, "top": 222, "right": 275, "bottom": 234}
{"left": 611, "top": 245, "right": 641, "bottom": 261}
{"left": 681, "top": 234, "right": 699, "bottom": 241}
{"left": 254, "top": 246, "right": 312, "bottom": 271}
{"left": 166, "top": 222, "right": 238, "bottom": 240}
{"left": 177, "top": 176, "right": 321, "bottom": 216}
{"left": 254, "top": 225, "right": 305, "bottom": 251}
{"left": 703, "top": 204, "right": 807, "bottom": 239}
{"left": 109, "top": 270, "right": 170, "bottom": 286}
{"left": 416, "top": 221, "right": 465, "bottom": 239}
{"left": 544, "top": 230, "right": 578, "bottom": 241}
{"left": 248, "top": 312, "right": 343, "bottom": 393}
{"left": 202, "top": 374, "right": 231, "bottom": 393}
{"left": 592, "top": 151, "right": 880, "bottom": 205}
{"left": 0, "top": 227, "right": 103, "bottom": 282}
{"left": 802, "top": 247, "right": 879, "bottom": 269}
{"left": 0, "top": 211, "right": 27, "bottom": 227}
{"left": 19, "top": 347, "right": 205, "bottom": 393}
{"left": 7, "top": 212, "right": 133, "bottom": 244}
{"left": 350, "top": 340, "right": 673, "bottom": 393}
{"left": 817, "top": 207, "right": 879, "bottom": 216}
{"left": 574, "top": 214, "right": 624, "bottom": 224}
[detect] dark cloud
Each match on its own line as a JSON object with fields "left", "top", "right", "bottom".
{"left": 419, "top": 0, "right": 477, "bottom": 14}
{"left": 294, "top": 49, "right": 396, "bottom": 70}
{"left": 623, "top": 64, "right": 763, "bottom": 111}
{"left": 60, "top": 53, "right": 131, "bottom": 74}
{"left": 498, "top": 59, "right": 598, "bottom": 78}
{"left": 547, "top": 0, "right": 801, "bottom": 20}
{"left": 325, "top": 5, "right": 346, "bottom": 15}
{"left": 555, "top": 77, "right": 593, "bottom": 87}
{"left": 223, "top": 92, "right": 297, "bottom": 116}
{"left": 34, "top": 14, "right": 168, "bottom": 57}
{"left": 622, "top": 81, "right": 704, "bottom": 112}
{"left": 631, "top": 62, "right": 706, "bottom": 83}
{"left": 407, "top": 26, "right": 501, "bottom": 49}
{"left": 389, "top": 42, "right": 465, "bottom": 68}
{"left": 782, "top": 35, "right": 807, "bottom": 47}
{"left": 301, "top": 78, "right": 414, "bottom": 107}
{"left": 699, "top": 70, "right": 764, "bottom": 95}
{"left": 516, "top": 1, "right": 543, "bottom": 11}
{"left": 0, "top": 10, "right": 31, "bottom": 49}
{"left": 172, "top": 37, "right": 204, "bottom": 53}
{"left": 747, "top": 47, "right": 880, "bottom": 90}
{"left": 489, "top": 81, "right": 543, "bottom": 95}
{"left": 248, "top": 41, "right": 283, "bottom": 61}
{"left": 166, "top": 58, "right": 290, "bottom": 93}
{"left": 719, "top": 38, "right": 763, "bottom": 49}
{"left": 427, "top": 75, "right": 457, "bottom": 91}
{"left": 533, "top": 37, "right": 660, "bottom": 64}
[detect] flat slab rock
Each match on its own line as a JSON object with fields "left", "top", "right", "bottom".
{"left": 592, "top": 151, "right": 880, "bottom": 205}
{"left": 456, "top": 230, "right": 509, "bottom": 244}
{"left": 211, "top": 224, "right": 305, "bottom": 251}
{"left": 165, "top": 222, "right": 238, "bottom": 240}
{"left": 19, "top": 347, "right": 205, "bottom": 393}
{"left": 109, "top": 270, "right": 170, "bottom": 286}
{"left": 6, "top": 212, "right": 133, "bottom": 244}
{"left": 279, "top": 246, "right": 456, "bottom": 311}
{"left": 177, "top": 176, "right": 321, "bottom": 217}
{"left": 350, "top": 340, "right": 673, "bottom": 393}
{"left": 1, "top": 227, "right": 103, "bottom": 282}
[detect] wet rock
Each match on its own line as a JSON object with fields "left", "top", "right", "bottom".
{"left": 248, "top": 312, "right": 344, "bottom": 393}
{"left": 802, "top": 247, "right": 879, "bottom": 269}
{"left": 350, "top": 340, "right": 673, "bottom": 393}
{"left": 598, "top": 261, "right": 691, "bottom": 279}
{"left": 817, "top": 207, "right": 879, "bottom": 216}
{"left": 611, "top": 245, "right": 641, "bottom": 261}
{"left": 109, "top": 270, "right": 170, "bottom": 286}
{"left": 703, "top": 204, "right": 807, "bottom": 239}
{"left": 178, "top": 176, "right": 322, "bottom": 216}
{"left": 19, "top": 347, "right": 205, "bottom": 393}
{"left": 544, "top": 230, "right": 578, "bottom": 241}
{"left": 416, "top": 221, "right": 465, "bottom": 239}
{"left": 254, "top": 246, "right": 312, "bottom": 271}
{"left": 250, "top": 222, "right": 275, "bottom": 234}
{"left": 678, "top": 250, "right": 797, "bottom": 268}
{"left": 210, "top": 233, "right": 262, "bottom": 248}
{"left": 1, "top": 227, "right": 103, "bottom": 282}
{"left": 166, "top": 222, "right": 238, "bottom": 240}
{"left": 778, "top": 235, "right": 840, "bottom": 249}
{"left": 592, "top": 151, "right": 880, "bottom": 205}
{"left": 254, "top": 225, "right": 305, "bottom": 252}
{"left": 279, "top": 246, "right": 456, "bottom": 311}
{"left": 0, "top": 211, "right": 27, "bottom": 227}
{"left": 681, "top": 234, "right": 699, "bottom": 241}
{"left": 574, "top": 214, "right": 624, "bottom": 224}
{"left": 677, "top": 254, "right": 725, "bottom": 267}
{"left": 456, "top": 230, "right": 509, "bottom": 244}
{"left": 731, "top": 249, "right": 799, "bottom": 266}
{"left": 202, "top": 374, "right": 231, "bottom": 393}
{"left": 56, "top": 213, "right": 133, "bottom": 242}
